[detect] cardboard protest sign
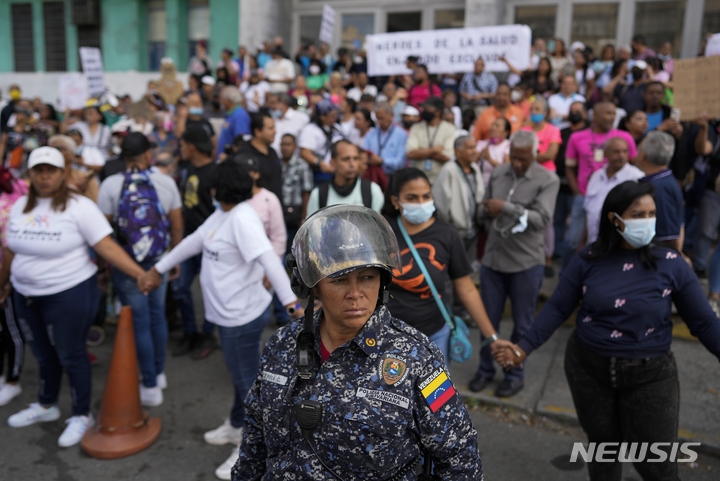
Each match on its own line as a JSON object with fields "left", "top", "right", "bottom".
{"left": 673, "top": 56, "right": 720, "bottom": 121}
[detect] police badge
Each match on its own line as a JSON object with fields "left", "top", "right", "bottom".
{"left": 379, "top": 355, "right": 408, "bottom": 386}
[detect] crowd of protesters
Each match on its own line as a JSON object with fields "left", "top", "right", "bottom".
{"left": 0, "top": 31, "right": 719, "bottom": 481}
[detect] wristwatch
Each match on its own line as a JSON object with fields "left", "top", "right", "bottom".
{"left": 480, "top": 333, "right": 498, "bottom": 348}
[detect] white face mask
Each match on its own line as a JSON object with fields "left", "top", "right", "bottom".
{"left": 309, "top": 65, "right": 320, "bottom": 75}
{"left": 614, "top": 214, "right": 656, "bottom": 248}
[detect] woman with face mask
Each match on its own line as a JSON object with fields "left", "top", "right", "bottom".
{"left": 495, "top": 181, "right": 720, "bottom": 481}
{"left": 382, "top": 168, "right": 512, "bottom": 364}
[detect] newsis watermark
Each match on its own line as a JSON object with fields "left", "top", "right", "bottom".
{"left": 570, "top": 442, "right": 701, "bottom": 463}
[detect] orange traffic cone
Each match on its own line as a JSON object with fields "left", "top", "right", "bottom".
{"left": 82, "top": 306, "right": 161, "bottom": 458}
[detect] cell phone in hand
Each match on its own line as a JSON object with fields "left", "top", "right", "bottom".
{"left": 671, "top": 108, "right": 681, "bottom": 122}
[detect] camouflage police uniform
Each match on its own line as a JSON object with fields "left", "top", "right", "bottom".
{"left": 233, "top": 305, "right": 483, "bottom": 480}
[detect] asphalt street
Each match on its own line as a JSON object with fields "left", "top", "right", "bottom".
{"left": 1, "top": 316, "right": 719, "bottom": 481}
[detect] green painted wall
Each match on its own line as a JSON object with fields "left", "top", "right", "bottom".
{"left": 100, "top": 0, "right": 144, "bottom": 71}
{"left": 0, "top": 2, "right": 12, "bottom": 72}
{"left": 64, "top": 0, "right": 78, "bottom": 71}
{"left": 0, "top": 0, "right": 240, "bottom": 73}
{"left": 166, "top": 0, "right": 189, "bottom": 70}
{"left": 209, "top": 0, "right": 239, "bottom": 64}
{"left": 31, "top": 0, "right": 46, "bottom": 71}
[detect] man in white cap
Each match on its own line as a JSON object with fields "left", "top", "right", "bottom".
{"left": 400, "top": 105, "right": 420, "bottom": 131}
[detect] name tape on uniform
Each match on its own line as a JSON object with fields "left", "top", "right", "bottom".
{"left": 262, "top": 371, "right": 288, "bottom": 386}
{"left": 419, "top": 369, "right": 456, "bottom": 413}
{"left": 356, "top": 387, "right": 410, "bottom": 410}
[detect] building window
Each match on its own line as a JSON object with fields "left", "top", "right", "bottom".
{"left": 188, "top": 0, "right": 210, "bottom": 61}
{"left": 435, "top": 9, "right": 465, "bottom": 29}
{"left": 300, "top": 15, "right": 322, "bottom": 47}
{"left": 44, "top": 2, "right": 67, "bottom": 72}
{"left": 12, "top": 4, "right": 35, "bottom": 72}
{"left": 387, "top": 12, "right": 421, "bottom": 33}
{"left": 148, "top": 0, "right": 167, "bottom": 71}
{"left": 571, "top": 3, "right": 618, "bottom": 57}
{"left": 703, "top": 0, "right": 720, "bottom": 50}
{"left": 341, "top": 13, "right": 374, "bottom": 50}
{"left": 633, "top": 1, "right": 685, "bottom": 57}
{"left": 515, "top": 5, "right": 556, "bottom": 41}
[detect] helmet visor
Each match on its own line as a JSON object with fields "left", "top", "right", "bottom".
{"left": 292, "top": 205, "right": 401, "bottom": 288}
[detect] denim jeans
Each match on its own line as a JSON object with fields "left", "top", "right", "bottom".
{"left": 693, "top": 190, "right": 720, "bottom": 273}
{"left": 427, "top": 323, "right": 451, "bottom": 367}
{"left": 553, "top": 191, "right": 574, "bottom": 257}
{"left": 564, "top": 332, "right": 680, "bottom": 481}
{"left": 561, "top": 195, "right": 586, "bottom": 271}
{"left": 14, "top": 275, "right": 99, "bottom": 416}
{"left": 218, "top": 304, "right": 271, "bottom": 428}
{"left": 477, "top": 265, "right": 544, "bottom": 382}
{"left": 171, "top": 253, "right": 214, "bottom": 336}
{"left": 112, "top": 262, "right": 168, "bottom": 388}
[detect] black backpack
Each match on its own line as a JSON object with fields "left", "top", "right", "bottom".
{"left": 318, "top": 178, "right": 373, "bottom": 209}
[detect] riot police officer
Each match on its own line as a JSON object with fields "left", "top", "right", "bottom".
{"left": 233, "top": 205, "right": 483, "bottom": 480}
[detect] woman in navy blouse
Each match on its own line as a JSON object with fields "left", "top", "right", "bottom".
{"left": 496, "top": 181, "right": 720, "bottom": 481}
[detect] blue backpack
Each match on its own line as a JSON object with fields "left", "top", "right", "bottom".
{"left": 116, "top": 170, "right": 170, "bottom": 262}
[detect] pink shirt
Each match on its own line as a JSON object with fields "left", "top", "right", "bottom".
{"left": 0, "top": 179, "right": 28, "bottom": 264}
{"left": 565, "top": 129, "right": 638, "bottom": 195}
{"left": 407, "top": 83, "right": 442, "bottom": 109}
{"left": 521, "top": 123, "right": 562, "bottom": 172}
{"left": 248, "top": 187, "right": 287, "bottom": 257}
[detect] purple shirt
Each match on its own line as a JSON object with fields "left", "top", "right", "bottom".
{"left": 565, "top": 129, "right": 638, "bottom": 195}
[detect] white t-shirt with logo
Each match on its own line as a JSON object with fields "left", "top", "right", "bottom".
{"left": 155, "top": 202, "right": 286, "bottom": 327}
{"left": 7, "top": 195, "right": 113, "bottom": 296}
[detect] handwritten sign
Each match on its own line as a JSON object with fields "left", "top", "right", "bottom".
{"left": 58, "top": 73, "right": 89, "bottom": 110}
{"left": 79, "top": 47, "right": 106, "bottom": 97}
{"left": 366, "top": 25, "right": 532, "bottom": 77}
{"left": 319, "top": 4, "right": 336, "bottom": 45}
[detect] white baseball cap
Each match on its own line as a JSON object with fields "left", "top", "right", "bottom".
{"left": 402, "top": 106, "right": 420, "bottom": 117}
{"left": 28, "top": 146, "right": 65, "bottom": 170}
{"left": 201, "top": 75, "right": 216, "bottom": 86}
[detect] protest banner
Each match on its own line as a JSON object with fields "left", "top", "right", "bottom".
{"left": 58, "top": 73, "right": 89, "bottom": 111}
{"left": 366, "top": 25, "right": 531, "bottom": 77}
{"left": 672, "top": 56, "right": 720, "bottom": 121}
{"left": 319, "top": 4, "right": 336, "bottom": 45}
{"left": 79, "top": 47, "right": 106, "bottom": 97}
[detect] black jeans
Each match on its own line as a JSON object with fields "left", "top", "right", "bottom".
{"left": 564, "top": 331, "right": 680, "bottom": 481}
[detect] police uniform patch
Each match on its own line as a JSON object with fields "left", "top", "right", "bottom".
{"left": 419, "top": 368, "right": 456, "bottom": 413}
{"left": 378, "top": 354, "right": 408, "bottom": 386}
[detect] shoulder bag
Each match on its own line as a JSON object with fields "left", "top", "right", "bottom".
{"left": 396, "top": 217, "right": 472, "bottom": 363}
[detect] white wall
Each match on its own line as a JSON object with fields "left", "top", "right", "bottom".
{"left": 240, "top": 0, "right": 290, "bottom": 52}
{"left": 0, "top": 71, "right": 191, "bottom": 105}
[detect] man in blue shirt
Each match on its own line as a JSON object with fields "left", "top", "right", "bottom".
{"left": 637, "top": 131, "right": 684, "bottom": 251}
{"left": 217, "top": 86, "right": 251, "bottom": 159}
{"left": 363, "top": 102, "right": 408, "bottom": 176}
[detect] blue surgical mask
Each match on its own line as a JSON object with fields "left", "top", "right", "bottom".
{"left": 400, "top": 200, "right": 435, "bottom": 225}
{"left": 615, "top": 214, "right": 656, "bottom": 248}
{"left": 271, "top": 109, "right": 282, "bottom": 119}
{"left": 530, "top": 113, "right": 545, "bottom": 124}
{"left": 189, "top": 106, "right": 204, "bottom": 116}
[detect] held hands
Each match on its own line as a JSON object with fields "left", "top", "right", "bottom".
{"left": 137, "top": 268, "right": 162, "bottom": 295}
{"left": 492, "top": 342, "right": 527, "bottom": 370}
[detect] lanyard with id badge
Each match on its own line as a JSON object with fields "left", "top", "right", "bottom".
{"left": 591, "top": 131, "right": 605, "bottom": 164}
{"left": 424, "top": 124, "right": 441, "bottom": 172}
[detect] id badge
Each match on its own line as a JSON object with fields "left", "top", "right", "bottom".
{"left": 424, "top": 159, "right": 433, "bottom": 171}
{"left": 593, "top": 149, "right": 605, "bottom": 163}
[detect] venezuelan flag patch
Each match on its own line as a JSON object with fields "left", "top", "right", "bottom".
{"left": 419, "top": 369, "right": 456, "bottom": 413}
